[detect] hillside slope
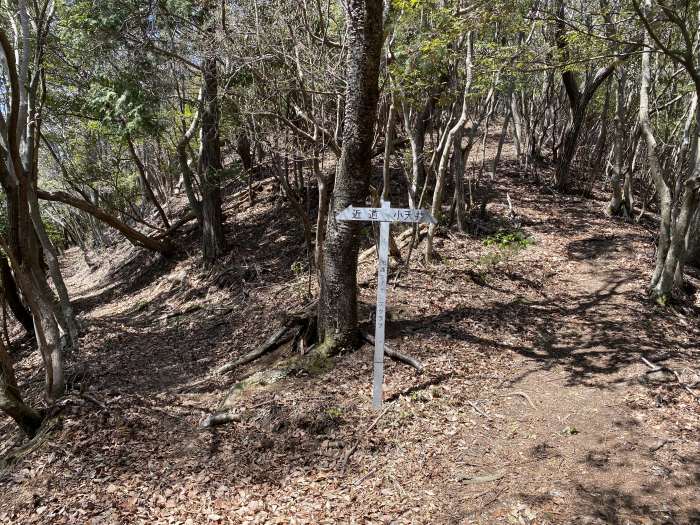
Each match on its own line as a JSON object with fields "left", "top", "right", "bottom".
{"left": 0, "top": 161, "right": 698, "bottom": 524}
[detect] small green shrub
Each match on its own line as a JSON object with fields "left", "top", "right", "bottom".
{"left": 325, "top": 406, "right": 343, "bottom": 419}
{"left": 478, "top": 229, "right": 534, "bottom": 275}
{"left": 483, "top": 230, "right": 534, "bottom": 251}
{"left": 290, "top": 260, "right": 304, "bottom": 277}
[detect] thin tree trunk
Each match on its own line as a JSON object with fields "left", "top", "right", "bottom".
{"left": 451, "top": 127, "right": 467, "bottom": 232}
{"left": 27, "top": 183, "right": 79, "bottom": 352}
{"left": 177, "top": 90, "right": 203, "bottom": 221}
{"left": 639, "top": 32, "right": 672, "bottom": 292}
{"left": 382, "top": 103, "right": 397, "bottom": 201}
{"left": 425, "top": 34, "right": 474, "bottom": 262}
{"left": 0, "top": 338, "right": 42, "bottom": 436}
{"left": 0, "top": 256, "right": 34, "bottom": 337}
{"left": 488, "top": 109, "right": 511, "bottom": 179}
{"left": 653, "top": 102, "right": 700, "bottom": 297}
{"left": 404, "top": 100, "right": 432, "bottom": 208}
{"left": 125, "top": 131, "right": 171, "bottom": 229}
{"left": 313, "top": 158, "right": 330, "bottom": 272}
{"left": 607, "top": 67, "right": 627, "bottom": 216}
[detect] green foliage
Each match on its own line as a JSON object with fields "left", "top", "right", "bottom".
{"left": 324, "top": 406, "right": 343, "bottom": 420}
{"left": 483, "top": 230, "right": 534, "bottom": 251}
{"left": 389, "top": 0, "right": 466, "bottom": 104}
{"left": 477, "top": 229, "right": 534, "bottom": 275}
{"left": 291, "top": 260, "right": 305, "bottom": 277}
{"left": 42, "top": 219, "right": 65, "bottom": 249}
{"left": 85, "top": 81, "right": 161, "bottom": 136}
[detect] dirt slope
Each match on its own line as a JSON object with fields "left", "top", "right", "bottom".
{"left": 0, "top": 163, "right": 698, "bottom": 524}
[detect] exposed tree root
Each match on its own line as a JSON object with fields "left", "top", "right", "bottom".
{"left": 0, "top": 419, "right": 58, "bottom": 473}
{"left": 0, "top": 394, "right": 99, "bottom": 473}
{"left": 215, "top": 325, "right": 298, "bottom": 376}
{"left": 361, "top": 333, "right": 424, "bottom": 373}
{"left": 641, "top": 356, "right": 699, "bottom": 402}
{"left": 201, "top": 343, "right": 335, "bottom": 428}
{"left": 200, "top": 303, "right": 423, "bottom": 428}
{"left": 499, "top": 391, "right": 536, "bottom": 410}
{"left": 175, "top": 302, "right": 317, "bottom": 394}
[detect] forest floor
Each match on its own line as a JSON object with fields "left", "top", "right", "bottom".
{"left": 0, "top": 141, "right": 699, "bottom": 524}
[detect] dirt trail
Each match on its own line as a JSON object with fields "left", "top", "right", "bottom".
{"left": 0, "top": 171, "right": 698, "bottom": 524}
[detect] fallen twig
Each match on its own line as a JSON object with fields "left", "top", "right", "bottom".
{"left": 642, "top": 356, "right": 699, "bottom": 401}
{"left": 199, "top": 411, "right": 243, "bottom": 428}
{"left": 468, "top": 400, "right": 491, "bottom": 420}
{"left": 79, "top": 393, "right": 109, "bottom": 411}
{"left": 499, "top": 391, "right": 536, "bottom": 410}
{"left": 353, "top": 467, "right": 378, "bottom": 487}
{"left": 457, "top": 470, "right": 505, "bottom": 485}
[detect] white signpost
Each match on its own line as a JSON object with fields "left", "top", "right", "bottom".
{"left": 337, "top": 200, "right": 436, "bottom": 409}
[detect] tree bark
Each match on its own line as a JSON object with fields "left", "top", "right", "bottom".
{"left": 607, "top": 67, "right": 628, "bottom": 216}
{"left": 425, "top": 35, "right": 473, "bottom": 261}
{"left": 404, "top": 102, "right": 431, "bottom": 209}
{"left": 0, "top": 256, "right": 34, "bottom": 337}
{"left": 318, "top": 0, "right": 384, "bottom": 349}
{"left": 554, "top": 0, "right": 630, "bottom": 191}
{"left": 451, "top": 127, "right": 467, "bottom": 232}
{"left": 198, "top": 54, "right": 226, "bottom": 263}
{"left": 0, "top": 19, "right": 65, "bottom": 403}
{"left": 27, "top": 182, "right": 79, "bottom": 353}
{"left": 177, "top": 89, "right": 203, "bottom": 221}
{"left": 0, "top": 338, "right": 42, "bottom": 436}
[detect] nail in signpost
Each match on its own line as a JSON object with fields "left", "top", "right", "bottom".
{"left": 337, "top": 200, "right": 436, "bottom": 409}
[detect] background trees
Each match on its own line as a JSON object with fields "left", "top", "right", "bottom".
{"left": 0, "top": 0, "right": 699, "bottom": 435}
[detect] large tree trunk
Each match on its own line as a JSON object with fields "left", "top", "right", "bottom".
{"left": 554, "top": 101, "right": 587, "bottom": 191}
{"left": 554, "top": 0, "right": 627, "bottom": 192}
{"left": 1, "top": 190, "right": 66, "bottom": 401}
{"left": 318, "top": 0, "right": 384, "bottom": 349}
{"left": 402, "top": 96, "right": 434, "bottom": 208}
{"left": 198, "top": 54, "right": 226, "bottom": 264}
{"left": 0, "top": 4, "right": 66, "bottom": 429}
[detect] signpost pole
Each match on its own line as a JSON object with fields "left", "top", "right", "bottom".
{"left": 372, "top": 200, "right": 390, "bottom": 409}
{"left": 335, "top": 201, "right": 435, "bottom": 409}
